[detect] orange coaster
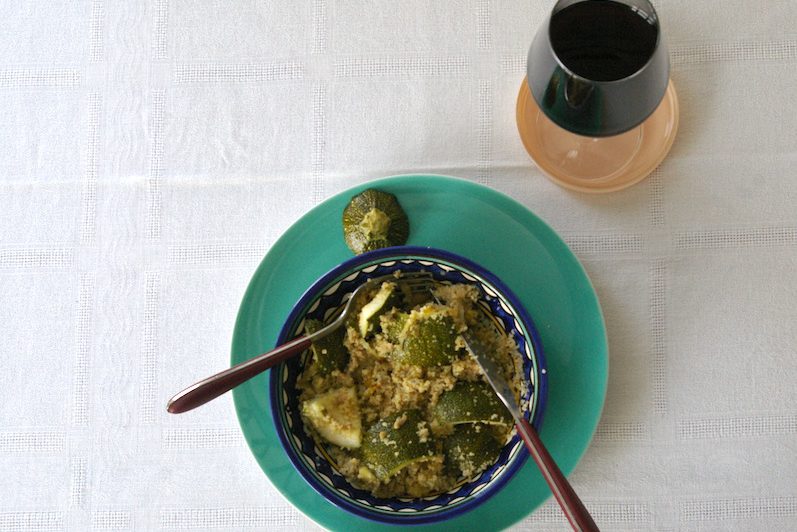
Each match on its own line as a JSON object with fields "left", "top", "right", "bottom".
{"left": 516, "top": 77, "right": 679, "bottom": 193}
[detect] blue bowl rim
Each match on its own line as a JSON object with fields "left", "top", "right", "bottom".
{"left": 269, "top": 245, "right": 548, "bottom": 525}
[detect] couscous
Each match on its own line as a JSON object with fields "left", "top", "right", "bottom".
{"left": 298, "top": 279, "right": 523, "bottom": 498}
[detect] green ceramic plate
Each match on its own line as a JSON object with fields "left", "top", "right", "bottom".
{"left": 232, "top": 174, "right": 607, "bottom": 531}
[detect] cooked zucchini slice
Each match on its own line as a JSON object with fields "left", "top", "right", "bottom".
{"left": 433, "top": 381, "right": 512, "bottom": 426}
{"left": 358, "top": 282, "right": 399, "bottom": 338}
{"left": 445, "top": 423, "right": 503, "bottom": 478}
{"left": 302, "top": 387, "right": 362, "bottom": 449}
{"left": 342, "top": 189, "right": 410, "bottom": 255}
{"left": 304, "top": 319, "right": 348, "bottom": 374}
{"left": 361, "top": 409, "right": 434, "bottom": 481}
{"left": 396, "top": 311, "right": 458, "bottom": 367}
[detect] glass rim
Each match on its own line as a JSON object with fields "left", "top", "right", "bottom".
{"left": 545, "top": 0, "right": 664, "bottom": 85}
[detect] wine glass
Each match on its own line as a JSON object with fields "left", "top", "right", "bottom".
{"left": 517, "top": 0, "right": 679, "bottom": 193}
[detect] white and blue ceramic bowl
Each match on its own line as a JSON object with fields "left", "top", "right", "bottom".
{"left": 270, "top": 246, "right": 547, "bottom": 525}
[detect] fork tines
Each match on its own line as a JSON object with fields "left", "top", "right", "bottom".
{"left": 398, "top": 271, "right": 436, "bottom": 294}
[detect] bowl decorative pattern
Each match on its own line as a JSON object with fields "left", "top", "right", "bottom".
{"left": 270, "top": 247, "right": 547, "bottom": 525}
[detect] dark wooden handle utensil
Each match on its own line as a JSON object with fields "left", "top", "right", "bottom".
{"left": 166, "top": 336, "right": 311, "bottom": 414}
{"left": 516, "top": 418, "right": 599, "bottom": 531}
{"left": 449, "top": 313, "right": 599, "bottom": 532}
{"left": 166, "top": 272, "right": 436, "bottom": 414}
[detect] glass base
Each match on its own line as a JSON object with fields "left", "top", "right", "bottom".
{"left": 536, "top": 118, "right": 642, "bottom": 183}
{"left": 517, "top": 77, "right": 679, "bottom": 193}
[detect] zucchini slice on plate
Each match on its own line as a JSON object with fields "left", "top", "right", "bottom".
{"left": 302, "top": 387, "right": 363, "bottom": 449}
{"left": 361, "top": 409, "right": 435, "bottom": 481}
{"left": 445, "top": 423, "right": 503, "bottom": 478}
{"left": 304, "top": 319, "right": 348, "bottom": 375}
{"left": 358, "top": 281, "right": 400, "bottom": 338}
{"left": 434, "top": 381, "right": 512, "bottom": 426}
{"left": 342, "top": 189, "right": 410, "bottom": 255}
{"left": 396, "top": 310, "right": 459, "bottom": 367}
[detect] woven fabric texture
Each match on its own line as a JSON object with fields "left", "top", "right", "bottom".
{"left": 1, "top": 1, "right": 796, "bottom": 530}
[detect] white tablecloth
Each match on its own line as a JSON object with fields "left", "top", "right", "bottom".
{"left": 2, "top": 1, "right": 796, "bottom": 530}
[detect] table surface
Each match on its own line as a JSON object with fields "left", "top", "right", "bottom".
{"left": 2, "top": 1, "right": 796, "bottom": 531}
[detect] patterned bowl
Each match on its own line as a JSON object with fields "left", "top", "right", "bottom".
{"left": 270, "top": 246, "right": 547, "bottom": 525}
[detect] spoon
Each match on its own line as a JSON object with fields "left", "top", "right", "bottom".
{"left": 166, "top": 272, "right": 435, "bottom": 414}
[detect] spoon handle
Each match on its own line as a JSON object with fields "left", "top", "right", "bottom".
{"left": 516, "top": 418, "right": 599, "bottom": 532}
{"left": 166, "top": 335, "right": 312, "bottom": 414}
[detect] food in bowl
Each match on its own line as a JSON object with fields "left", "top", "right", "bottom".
{"left": 297, "top": 277, "right": 524, "bottom": 498}
{"left": 271, "top": 248, "right": 546, "bottom": 524}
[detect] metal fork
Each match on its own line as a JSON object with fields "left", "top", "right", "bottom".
{"left": 464, "top": 330, "right": 598, "bottom": 531}
{"left": 166, "top": 271, "right": 434, "bottom": 414}
{"left": 429, "top": 288, "right": 598, "bottom": 531}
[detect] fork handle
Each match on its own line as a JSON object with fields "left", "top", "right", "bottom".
{"left": 516, "top": 418, "right": 600, "bottom": 532}
{"left": 166, "top": 335, "right": 312, "bottom": 414}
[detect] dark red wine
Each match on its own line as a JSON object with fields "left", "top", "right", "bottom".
{"left": 550, "top": 0, "right": 658, "bottom": 82}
